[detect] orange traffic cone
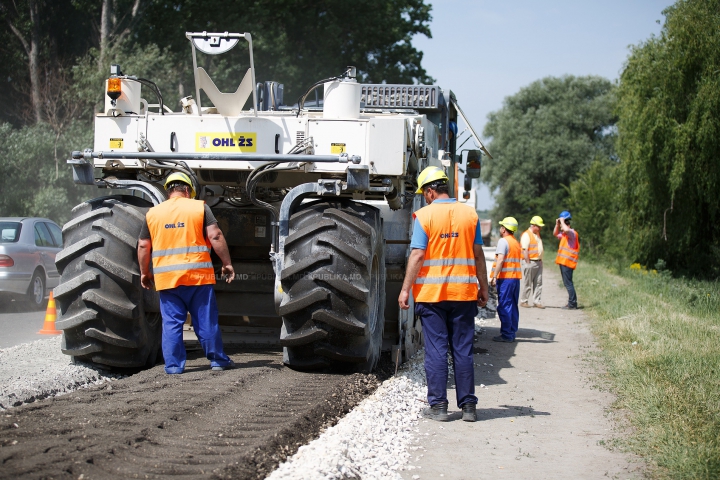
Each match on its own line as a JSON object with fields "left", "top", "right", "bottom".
{"left": 38, "top": 291, "right": 61, "bottom": 335}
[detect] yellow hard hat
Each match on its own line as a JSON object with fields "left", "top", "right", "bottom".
{"left": 530, "top": 215, "right": 545, "bottom": 227}
{"left": 164, "top": 172, "right": 196, "bottom": 198}
{"left": 416, "top": 166, "right": 449, "bottom": 194}
{"left": 498, "top": 217, "right": 518, "bottom": 232}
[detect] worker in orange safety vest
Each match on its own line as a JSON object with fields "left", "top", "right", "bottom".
{"left": 399, "top": 166, "right": 489, "bottom": 423}
{"left": 519, "top": 216, "right": 545, "bottom": 309}
{"left": 554, "top": 210, "right": 579, "bottom": 309}
{"left": 138, "top": 172, "right": 236, "bottom": 374}
{"left": 490, "top": 217, "right": 522, "bottom": 342}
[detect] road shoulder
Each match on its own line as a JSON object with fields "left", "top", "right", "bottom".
{"left": 401, "top": 266, "right": 643, "bottom": 479}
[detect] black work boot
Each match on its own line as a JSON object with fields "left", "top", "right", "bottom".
{"left": 462, "top": 403, "right": 477, "bottom": 422}
{"left": 422, "top": 401, "right": 450, "bottom": 422}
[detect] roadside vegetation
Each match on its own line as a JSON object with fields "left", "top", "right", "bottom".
{"left": 575, "top": 261, "right": 720, "bottom": 479}
{"left": 484, "top": 0, "right": 719, "bottom": 278}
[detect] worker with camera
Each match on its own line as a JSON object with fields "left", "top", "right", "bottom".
{"left": 553, "top": 210, "right": 579, "bottom": 309}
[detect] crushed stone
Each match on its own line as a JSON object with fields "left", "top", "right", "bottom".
{"left": 267, "top": 315, "right": 489, "bottom": 479}
{"left": 267, "top": 350, "right": 428, "bottom": 480}
{"left": 0, "top": 336, "right": 124, "bottom": 410}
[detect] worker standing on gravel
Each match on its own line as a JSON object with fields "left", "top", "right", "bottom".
{"left": 399, "top": 166, "right": 489, "bottom": 423}
{"left": 520, "top": 216, "right": 545, "bottom": 309}
{"left": 490, "top": 217, "right": 522, "bottom": 343}
{"left": 138, "top": 172, "right": 236, "bottom": 374}
{"left": 554, "top": 210, "right": 579, "bottom": 309}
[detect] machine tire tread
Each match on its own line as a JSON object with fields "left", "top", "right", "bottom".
{"left": 55, "top": 234, "right": 104, "bottom": 270}
{"left": 55, "top": 195, "right": 160, "bottom": 369}
{"left": 280, "top": 201, "right": 385, "bottom": 372}
{"left": 280, "top": 252, "right": 332, "bottom": 281}
{"left": 279, "top": 326, "right": 328, "bottom": 346}
{"left": 284, "top": 219, "right": 336, "bottom": 247}
{"left": 311, "top": 310, "right": 366, "bottom": 335}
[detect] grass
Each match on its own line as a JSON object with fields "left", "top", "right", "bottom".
{"left": 574, "top": 261, "right": 720, "bottom": 479}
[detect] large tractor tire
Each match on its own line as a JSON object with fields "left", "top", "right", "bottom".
{"left": 279, "top": 200, "right": 385, "bottom": 372}
{"left": 54, "top": 195, "right": 161, "bottom": 369}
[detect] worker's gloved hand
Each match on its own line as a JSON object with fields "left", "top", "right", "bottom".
{"left": 221, "top": 264, "right": 235, "bottom": 283}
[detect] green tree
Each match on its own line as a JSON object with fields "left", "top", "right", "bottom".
{"left": 615, "top": 0, "right": 720, "bottom": 276}
{"left": 482, "top": 76, "right": 617, "bottom": 231}
{"left": 132, "top": 0, "right": 434, "bottom": 103}
{"left": 0, "top": 122, "right": 92, "bottom": 224}
{"left": 566, "top": 160, "right": 622, "bottom": 258}
{"left": 0, "top": 0, "right": 98, "bottom": 125}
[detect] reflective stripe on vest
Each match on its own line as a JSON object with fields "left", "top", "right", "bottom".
{"left": 422, "top": 258, "right": 475, "bottom": 267}
{"left": 415, "top": 275, "right": 477, "bottom": 284}
{"left": 555, "top": 231, "right": 580, "bottom": 269}
{"left": 523, "top": 229, "right": 540, "bottom": 260}
{"left": 145, "top": 197, "right": 216, "bottom": 290}
{"left": 412, "top": 201, "right": 479, "bottom": 303}
{"left": 497, "top": 235, "right": 522, "bottom": 280}
{"left": 152, "top": 245, "right": 210, "bottom": 258}
{"left": 152, "top": 261, "right": 214, "bottom": 274}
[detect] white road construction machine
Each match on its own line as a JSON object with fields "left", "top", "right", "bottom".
{"left": 55, "top": 32, "right": 488, "bottom": 372}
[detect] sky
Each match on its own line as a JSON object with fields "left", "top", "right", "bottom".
{"left": 412, "top": 0, "right": 674, "bottom": 209}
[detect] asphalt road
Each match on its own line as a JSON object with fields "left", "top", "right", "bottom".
{"left": 0, "top": 299, "right": 53, "bottom": 349}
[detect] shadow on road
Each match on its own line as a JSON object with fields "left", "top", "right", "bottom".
{"left": 472, "top": 325, "right": 557, "bottom": 389}
{"left": 445, "top": 404, "right": 551, "bottom": 422}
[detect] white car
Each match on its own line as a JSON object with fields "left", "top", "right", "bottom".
{"left": 0, "top": 217, "right": 62, "bottom": 309}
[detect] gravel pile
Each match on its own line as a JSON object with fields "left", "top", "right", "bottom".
{"left": 0, "top": 336, "right": 124, "bottom": 410}
{"left": 267, "top": 350, "right": 429, "bottom": 480}
{"left": 267, "top": 316, "right": 490, "bottom": 480}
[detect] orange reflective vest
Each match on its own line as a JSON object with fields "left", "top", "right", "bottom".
{"left": 556, "top": 231, "right": 580, "bottom": 269}
{"left": 522, "top": 229, "right": 541, "bottom": 260}
{"left": 492, "top": 235, "right": 522, "bottom": 280}
{"left": 412, "top": 202, "right": 478, "bottom": 303}
{"left": 146, "top": 197, "right": 215, "bottom": 290}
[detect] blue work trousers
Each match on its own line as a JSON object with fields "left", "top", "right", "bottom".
{"left": 416, "top": 300, "right": 478, "bottom": 408}
{"left": 497, "top": 278, "right": 520, "bottom": 341}
{"left": 159, "top": 284, "right": 231, "bottom": 374}
{"left": 559, "top": 265, "right": 577, "bottom": 308}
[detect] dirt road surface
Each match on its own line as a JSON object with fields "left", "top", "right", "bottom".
{"left": 0, "top": 348, "right": 388, "bottom": 479}
{"left": 401, "top": 266, "right": 642, "bottom": 479}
